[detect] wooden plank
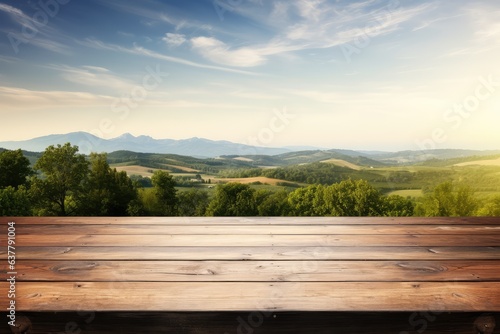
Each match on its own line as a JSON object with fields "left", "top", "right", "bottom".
{"left": 6, "top": 246, "right": 500, "bottom": 260}
{"left": 6, "top": 234, "right": 500, "bottom": 247}
{"left": 1, "top": 311, "right": 497, "bottom": 334}
{"left": 8, "top": 224, "right": 500, "bottom": 235}
{"left": 9, "top": 260, "right": 500, "bottom": 282}
{"left": 2, "top": 281, "right": 500, "bottom": 311}
{"left": 4, "top": 216, "right": 500, "bottom": 225}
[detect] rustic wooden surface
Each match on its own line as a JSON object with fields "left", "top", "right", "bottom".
{"left": 1, "top": 217, "right": 499, "bottom": 332}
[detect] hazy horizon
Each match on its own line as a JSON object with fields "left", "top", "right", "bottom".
{"left": 0, "top": 0, "right": 499, "bottom": 151}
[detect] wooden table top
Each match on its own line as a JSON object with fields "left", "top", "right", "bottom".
{"left": 1, "top": 217, "right": 500, "bottom": 312}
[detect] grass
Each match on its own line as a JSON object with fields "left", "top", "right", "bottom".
{"left": 211, "top": 176, "right": 294, "bottom": 186}
{"left": 454, "top": 157, "right": 500, "bottom": 167}
{"left": 113, "top": 165, "right": 163, "bottom": 177}
{"left": 320, "top": 159, "right": 362, "bottom": 170}
{"left": 387, "top": 189, "right": 424, "bottom": 198}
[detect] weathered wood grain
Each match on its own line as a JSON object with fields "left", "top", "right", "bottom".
{"left": 2, "top": 216, "right": 500, "bottom": 326}
{"left": 6, "top": 224, "right": 500, "bottom": 235}
{"left": 5, "top": 233, "right": 500, "bottom": 247}
{"left": 8, "top": 260, "right": 500, "bottom": 282}
{"left": 4, "top": 246, "right": 500, "bottom": 260}
{"left": 2, "top": 282, "right": 500, "bottom": 311}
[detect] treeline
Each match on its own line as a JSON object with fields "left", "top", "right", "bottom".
{"left": 1, "top": 144, "right": 500, "bottom": 217}
{"left": 219, "top": 163, "right": 383, "bottom": 185}
{"left": 218, "top": 162, "right": 500, "bottom": 194}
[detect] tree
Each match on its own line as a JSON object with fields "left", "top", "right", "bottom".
{"left": 0, "top": 186, "right": 31, "bottom": 216}
{"left": 416, "top": 181, "right": 477, "bottom": 217}
{"left": 477, "top": 195, "right": 500, "bottom": 216}
{"left": 381, "top": 195, "right": 415, "bottom": 217}
{"left": 77, "top": 153, "right": 138, "bottom": 216}
{"left": 454, "top": 184, "right": 478, "bottom": 216}
{"left": 257, "top": 189, "right": 291, "bottom": 216}
{"left": 288, "top": 185, "right": 324, "bottom": 216}
{"left": 323, "top": 179, "right": 382, "bottom": 216}
{"left": 177, "top": 188, "right": 209, "bottom": 216}
{"left": 0, "top": 149, "right": 32, "bottom": 189}
{"left": 30, "top": 143, "right": 89, "bottom": 216}
{"left": 150, "top": 170, "right": 178, "bottom": 215}
{"left": 206, "top": 183, "right": 257, "bottom": 216}
{"left": 130, "top": 174, "right": 152, "bottom": 188}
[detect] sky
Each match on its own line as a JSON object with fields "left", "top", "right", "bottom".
{"left": 0, "top": 0, "right": 499, "bottom": 151}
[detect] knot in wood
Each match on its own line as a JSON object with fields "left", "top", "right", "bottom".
{"left": 9, "top": 315, "right": 32, "bottom": 334}
{"left": 474, "top": 314, "right": 496, "bottom": 334}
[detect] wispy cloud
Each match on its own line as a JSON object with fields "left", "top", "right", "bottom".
{"left": 0, "top": 3, "right": 72, "bottom": 55}
{"left": 411, "top": 14, "right": 462, "bottom": 32}
{"left": 0, "top": 55, "right": 18, "bottom": 63}
{"left": 0, "top": 86, "right": 115, "bottom": 109}
{"left": 30, "top": 38, "right": 72, "bottom": 55}
{"left": 100, "top": 0, "right": 214, "bottom": 34}
{"left": 0, "top": 85, "right": 253, "bottom": 111}
{"left": 95, "top": 0, "right": 432, "bottom": 68}
{"left": 188, "top": 0, "right": 431, "bottom": 67}
{"left": 163, "top": 33, "right": 186, "bottom": 47}
{"left": 440, "top": 3, "right": 500, "bottom": 58}
{"left": 0, "top": 3, "right": 33, "bottom": 28}
{"left": 191, "top": 36, "right": 268, "bottom": 67}
{"left": 45, "top": 64, "right": 134, "bottom": 90}
{"left": 79, "top": 38, "right": 259, "bottom": 75}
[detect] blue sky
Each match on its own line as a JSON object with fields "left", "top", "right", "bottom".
{"left": 0, "top": 0, "right": 499, "bottom": 151}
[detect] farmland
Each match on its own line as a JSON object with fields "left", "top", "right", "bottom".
{"left": 2, "top": 145, "right": 500, "bottom": 217}
{"left": 107, "top": 151, "right": 500, "bottom": 202}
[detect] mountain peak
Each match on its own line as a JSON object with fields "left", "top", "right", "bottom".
{"left": 114, "top": 133, "right": 136, "bottom": 140}
{"left": 0, "top": 131, "right": 291, "bottom": 157}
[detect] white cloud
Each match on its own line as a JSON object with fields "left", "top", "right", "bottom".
{"left": 0, "top": 3, "right": 32, "bottom": 26}
{"left": 79, "top": 38, "right": 259, "bottom": 75}
{"left": 48, "top": 65, "right": 133, "bottom": 91}
{"left": 0, "top": 3, "right": 73, "bottom": 55}
{"left": 295, "top": 0, "right": 324, "bottom": 21}
{"left": 191, "top": 37, "right": 267, "bottom": 67}
{"left": 30, "top": 38, "right": 72, "bottom": 55}
{"left": 163, "top": 33, "right": 186, "bottom": 47}
{"left": 189, "top": 1, "right": 431, "bottom": 67}
{"left": 0, "top": 86, "right": 114, "bottom": 109}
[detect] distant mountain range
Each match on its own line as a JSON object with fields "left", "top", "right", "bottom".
{"left": 1, "top": 132, "right": 499, "bottom": 163}
{"left": 0, "top": 132, "right": 291, "bottom": 157}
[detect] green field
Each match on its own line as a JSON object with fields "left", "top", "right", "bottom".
{"left": 112, "top": 152, "right": 500, "bottom": 199}
{"left": 387, "top": 189, "right": 424, "bottom": 198}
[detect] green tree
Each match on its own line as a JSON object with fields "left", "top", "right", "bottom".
{"left": 77, "top": 153, "right": 138, "bottom": 216}
{"left": 381, "top": 195, "right": 415, "bottom": 217}
{"left": 257, "top": 189, "right": 291, "bottom": 216}
{"left": 177, "top": 188, "right": 209, "bottom": 216}
{"left": 477, "top": 195, "right": 500, "bottom": 216}
{"left": 30, "top": 143, "right": 89, "bottom": 216}
{"left": 287, "top": 185, "right": 323, "bottom": 216}
{"left": 416, "top": 181, "right": 477, "bottom": 217}
{"left": 0, "top": 149, "right": 32, "bottom": 189}
{"left": 0, "top": 186, "right": 31, "bottom": 216}
{"left": 206, "top": 183, "right": 257, "bottom": 216}
{"left": 454, "top": 184, "right": 478, "bottom": 216}
{"left": 323, "top": 179, "right": 382, "bottom": 216}
{"left": 130, "top": 174, "right": 152, "bottom": 188}
{"left": 150, "top": 170, "right": 178, "bottom": 215}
